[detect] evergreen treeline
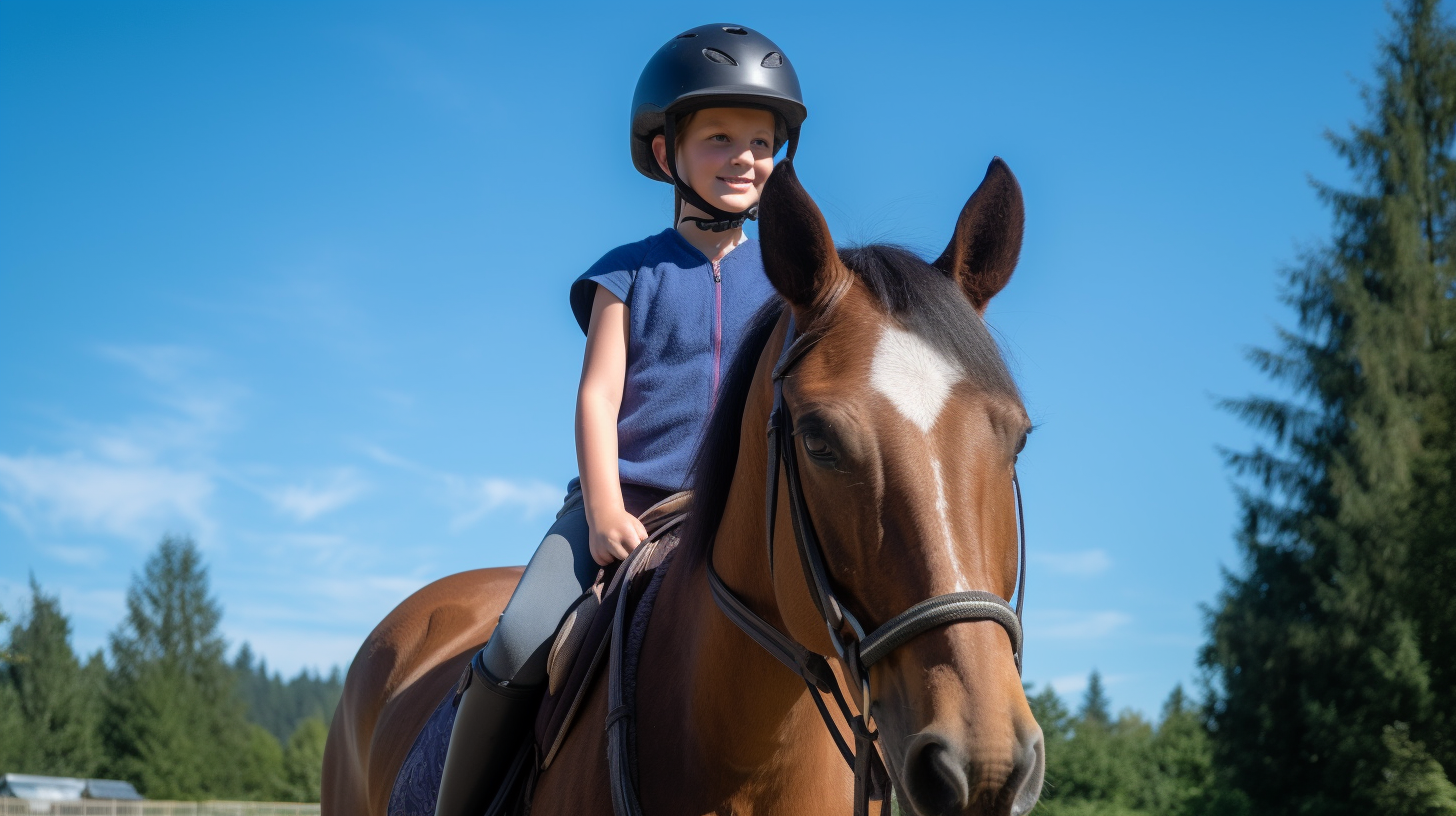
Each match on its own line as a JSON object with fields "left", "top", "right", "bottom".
{"left": 1027, "top": 672, "right": 1217, "bottom": 816}
{"left": 1201, "top": 0, "right": 1456, "bottom": 814}
{"left": 233, "top": 645, "right": 344, "bottom": 746}
{"left": 0, "top": 536, "right": 341, "bottom": 802}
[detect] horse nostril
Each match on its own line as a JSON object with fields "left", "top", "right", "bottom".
{"left": 904, "top": 733, "right": 971, "bottom": 814}
{"left": 1010, "top": 731, "right": 1047, "bottom": 816}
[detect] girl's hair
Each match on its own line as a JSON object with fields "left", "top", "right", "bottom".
{"left": 668, "top": 111, "right": 698, "bottom": 223}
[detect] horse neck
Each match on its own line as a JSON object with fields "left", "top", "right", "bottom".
{"left": 641, "top": 315, "right": 844, "bottom": 806}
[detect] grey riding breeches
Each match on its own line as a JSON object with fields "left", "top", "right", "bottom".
{"left": 478, "top": 484, "right": 669, "bottom": 686}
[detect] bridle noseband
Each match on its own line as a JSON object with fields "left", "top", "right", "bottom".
{"left": 706, "top": 306, "right": 1028, "bottom": 816}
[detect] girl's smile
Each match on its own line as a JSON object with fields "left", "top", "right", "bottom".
{"left": 652, "top": 107, "right": 778, "bottom": 219}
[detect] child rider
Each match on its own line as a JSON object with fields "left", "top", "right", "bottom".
{"left": 433, "top": 23, "right": 808, "bottom": 816}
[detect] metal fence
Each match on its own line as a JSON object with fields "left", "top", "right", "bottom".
{"left": 1, "top": 801, "right": 320, "bottom": 816}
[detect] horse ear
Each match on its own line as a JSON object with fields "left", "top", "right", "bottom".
{"left": 758, "top": 160, "right": 846, "bottom": 312}
{"left": 934, "top": 158, "right": 1025, "bottom": 314}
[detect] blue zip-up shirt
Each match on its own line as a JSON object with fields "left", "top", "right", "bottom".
{"left": 568, "top": 228, "right": 778, "bottom": 494}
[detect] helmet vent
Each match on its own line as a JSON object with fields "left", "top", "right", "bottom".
{"left": 676, "top": 32, "right": 697, "bottom": 38}
{"left": 761, "top": 51, "right": 783, "bottom": 68}
{"left": 702, "top": 48, "right": 737, "bottom": 66}
{"left": 721, "top": 26, "right": 748, "bottom": 35}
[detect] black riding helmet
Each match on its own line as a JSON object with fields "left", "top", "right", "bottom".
{"left": 631, "top": 24, "right": 807, "bottom": 231}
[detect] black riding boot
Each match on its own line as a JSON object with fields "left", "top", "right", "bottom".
{"left": 433, "top": 652, "right": 542, "bottom": 816}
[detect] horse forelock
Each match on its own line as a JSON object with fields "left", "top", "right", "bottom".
{"left": 837, "top": 244, "right": 1020, "bottom": 402}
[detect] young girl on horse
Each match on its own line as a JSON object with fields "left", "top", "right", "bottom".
{"left": 433, "top": 24, "right": 807, "bottom": 816}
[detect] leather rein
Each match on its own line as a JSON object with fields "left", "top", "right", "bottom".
{"left": 704, "top": 308, "right": 1028, "bottom": 816}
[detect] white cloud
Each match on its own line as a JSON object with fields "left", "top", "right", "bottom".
{"left": 57, "top": 587, "right": 128, "bottom": 630}
{"left": 1048, "top": 672, "right": 1135, "bottom": 698}
{"left": 375, "top": 390, "right": 416, "bottom": 410}
{"left": 99, "top": 344, "right": 204, "bottom": 384}
{"left": 450, "top": 477, "right": 562, "bottom": 530}
{"left": 96, "top": 344, "right": 241, "bottom": 446}
{"left": 0, "top": 453, "right": 214, "bottom": 542}
{"left": 266, "top": 531, "right": 351, "bottom": 553}
{"left": 42, "top": 544, "right": 108, "bottom": 567}
{"left": 360, "top": 444, "right": 426, "bottom": 473}
{"left": 1031, "top": 549, "right": 1112, "bottom": 577}
{"left": 0, "top": 576, "right": 126, "bottom": 635}
{"left": 228, "top": 572, "right": 432, "bottom": 641}
{"left": 314, "top": 574, "right": 430, "bottom": 605}
{"left": 234, "top": 530, "right": 366, "bottom": 573}
{"left": 267, "top": 470, "right": 368, "bottom": 522}
{"left": 1028, "top": 610, "right": 1132, "bottom": 640}
{"left": 363, "top": 443, "right": 562, "bottom": 526}
{"left": 0, "top": 343, "right": 234, "bottom": 546}
{"left": 1050, "top": 673, "right": 1093, "bottom": 696}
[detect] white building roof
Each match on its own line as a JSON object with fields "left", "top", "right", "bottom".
{"left": 0, "top": 775, "right": 84, "bottom": 801}
{"left": 0, "top": 774, "right": 143, "bottom": 801}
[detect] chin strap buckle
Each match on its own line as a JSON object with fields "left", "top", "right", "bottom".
{"left": 679, "top": 213, "right": 753, "bottom": 232}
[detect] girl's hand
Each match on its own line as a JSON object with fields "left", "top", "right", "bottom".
{"left": 588, "top": 507, "right": 649, "bottom": 566}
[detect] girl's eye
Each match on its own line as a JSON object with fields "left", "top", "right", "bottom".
{"left": 752, "top": 139, "right": 770, "bottom": 148}
{"left": 710, "top": 134, "right": 730, "bottom": 142}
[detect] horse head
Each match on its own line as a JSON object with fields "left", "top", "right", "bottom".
{"left": 756, "top": 159, "right": 1043, "bottom": 816}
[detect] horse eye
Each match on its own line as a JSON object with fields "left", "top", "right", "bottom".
{"left": 1015, "top": 432, "right": 1028, "bottom": 455}
{"left": 803, "top": 434, "right": 833, "bottom": 459}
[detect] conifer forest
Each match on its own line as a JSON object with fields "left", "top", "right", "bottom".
{"left": 4, "top": 0, "right": 1456, "bottom": 811}
{"left": 0, "top": 537, "right": 340, "bottom": 802}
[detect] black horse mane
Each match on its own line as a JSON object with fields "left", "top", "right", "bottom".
{"left": 678, "top": 244, "right": 1018, "bottom": 570}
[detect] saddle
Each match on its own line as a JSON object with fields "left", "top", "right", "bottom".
{"left": 532, "top": 490, "right": 689, "bottom": 770}
{"left": 386, "top": 493, "right": 689, "bottom": 816}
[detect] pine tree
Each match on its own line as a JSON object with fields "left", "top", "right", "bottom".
{"left": 1143, "top": 686, "right": 1215, "bottom": 816}
{"left": 1377, "top": 723, "right": 1456, "bottom": 814}
{"left": 102, "top": 535, "right": 261, "bottom": 799}
{"left": 1203, "top": 1, "right": 1456, "bottom": 813}
{"left": 1034, "top": 675, "right": 1148, "bottom": 814}
{"left": 233, "top": 643, "right": 344, "bottom": 744}
{"left": 3, "top": 577, "right": 104, "bottom": 775}
{"left": 1028, "top": 683, "right": 1073, "bottom": 745}
{"left": 1080, "top": 671, "right": 1110, "bottom": 728}
{"left": 1029, "top": 679, "right": 1225, "bottom": 816}
{"left": 236, "top": 723, "right": 288, "bottom": 801}
{"left": 0, "top": 610, "right": 23, "bottom": 770}
{"left": 281, "top": 717, "right": 328, "bottom": 802}
{"left": 1409, "top": 232, "right": 1456, "bottom": 778}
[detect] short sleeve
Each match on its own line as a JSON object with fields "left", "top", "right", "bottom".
{"left": 569, "top": 242, "right": 648, "bottom": 335}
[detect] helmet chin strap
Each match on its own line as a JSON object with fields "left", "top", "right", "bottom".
{"left": 663, "top": 114, "right": 800, "bottom": 232}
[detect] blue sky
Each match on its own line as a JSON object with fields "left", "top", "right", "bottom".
{"left": 1, "top": 1, "right": 1389, "bottom": 717}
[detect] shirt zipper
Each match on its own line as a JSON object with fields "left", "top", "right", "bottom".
{"left": 711, "top": 259, "right": 723, "bottom": 401}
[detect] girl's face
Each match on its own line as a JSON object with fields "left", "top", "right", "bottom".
{"left": 653, "top": 107, "right": 777, "bottom": 214}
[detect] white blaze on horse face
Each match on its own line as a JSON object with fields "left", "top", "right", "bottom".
{"left": 930, "top": 457, "right": 970, "bottom": 592}
{"left": 870, "top": 325, "right": 964, "bottom": 432}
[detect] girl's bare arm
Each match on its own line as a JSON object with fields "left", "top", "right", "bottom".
{"left": 576, "top": 284, "right": 649, "bottom": 564}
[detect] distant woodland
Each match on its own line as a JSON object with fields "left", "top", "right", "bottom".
{"left": 0, "top": 536, "right": 343, "bottom": 802}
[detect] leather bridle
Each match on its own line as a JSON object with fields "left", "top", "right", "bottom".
{"left": 706, "top": 308, "right": 1027, "bottom": 816}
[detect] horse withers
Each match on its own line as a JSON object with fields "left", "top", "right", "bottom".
{"left": 323, "top": 157, "right": 1043, "bottom": 816}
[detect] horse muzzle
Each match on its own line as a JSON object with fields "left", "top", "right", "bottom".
{"left": 895, "top": 724, "right": 1044, "bottom": 816}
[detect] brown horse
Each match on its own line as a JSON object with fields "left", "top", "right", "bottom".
{"left": 323, "top": 158, "right": 1042, "bottom": 816}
